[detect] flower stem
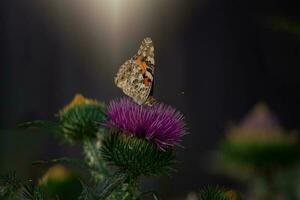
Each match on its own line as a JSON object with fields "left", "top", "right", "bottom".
{"left": 136, "top": 190, "right": 160, "bottom": 200}
{"left": 83, "top": 137, "right": 109, "bottom": 181}
{"left": 97, "top": 172, "right": 129, "bottom": 200}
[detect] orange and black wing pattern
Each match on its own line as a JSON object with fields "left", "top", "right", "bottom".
{"left": 115, "top": 38, "right": 156, "bottom": 105}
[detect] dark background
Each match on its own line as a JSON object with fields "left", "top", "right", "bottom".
{"left": 1, "top": 0, "right": 300, "bottom": 199}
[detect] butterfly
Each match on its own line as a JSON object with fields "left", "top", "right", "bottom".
{"left": 115, "top": 37, "right": 156, "bottom": 105}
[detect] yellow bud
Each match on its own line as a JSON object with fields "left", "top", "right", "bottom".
{"left": 224, "top": 190, "right": 239, "bottom": 200}
{"left": 40, "top": 165, "right": 70, "bottom": 184}
{"left": 60, "top": 94, "right": 102, "bottom": 115}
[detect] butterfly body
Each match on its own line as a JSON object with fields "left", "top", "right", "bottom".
{"left": 115, "top": 37, "right": 156, "bottom": 105}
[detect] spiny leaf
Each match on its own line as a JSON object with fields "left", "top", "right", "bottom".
{"left": 0, "top": 171, "right": 22, "bottom": 198}
{"left": 32, "top": 157, "right": 90, "bottom": 170}
{"left": 22, "top": 183, "right": 47, "bottom": 200}
{"left": 18, "top": 120, "right": 61, "bottom": 134}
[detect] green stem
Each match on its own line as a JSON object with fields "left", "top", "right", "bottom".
{"left": 123, "top": 177, "right": 139, "bottom": 200}
{"left": 265, "top": 170, "right": 276, "bottom": 199}
{"left": 136, "top": 190, "right": 160, "bottom": 200}
{"left": 83, "top": 138, "right": 109, "bottom": 180}
{"left": 255, "top": 169, "right": 277, "bottom": 200}
{"left": 97, "top": 172, "right": 128, "bottom": 200}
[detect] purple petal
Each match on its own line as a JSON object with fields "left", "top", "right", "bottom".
{"left": 104, "top": 97, "right": 186, "bottom": 149}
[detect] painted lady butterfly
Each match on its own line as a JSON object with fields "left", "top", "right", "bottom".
{"left": 115, "top": 37, "right": 156, "bottom": 105}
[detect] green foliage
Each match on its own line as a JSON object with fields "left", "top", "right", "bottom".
{"left": 0, "top": 172, "right": 48, "bottom": 200}
{"left": 220, "top": 139, "right": 300, "bottom": 169}
{"left": 0, "top": 172, "right": 22, "bottom": 199}
{"left": 77, "top": 172, "right": 137, "bottom": 200}
{"left": 40, "top": 174, "right": 82, "bottom": 199}
{"left": 197, "top": 186, "right": 240, "bottom": 200}
{"left": 14, "top": 94, "right": 186, "bottom": 200}
{"left": 22, "top": 183, "right": 47, "bottom": 200}
{"left": 60, "top": 104, "right": 106, "bottom": 142}
{"left": 32, "top": 157, "right": 91, "bottom": 171}
{"left": 19, "top": 104, "right": 106, "bottom": 143}
{"left": 218, "top": 137, "right": 300, "bottom": 200}
{"left": 136, "top": 190, "right": 160, "bottom": 200}
{"left": 83, "top": 138, "right": 110, "bottom": 182}
{"left": 18, "top": 120, "right": 61, "bottom": 137}
{"left": 78, "top": 184, "right": 98, "bottom": 200}
{"left": 101, "top": 131, "right": 175, "bottom": 177}
{"left": 95, "top": 172, "right": 129, "bottom": 200}
{"left": 110, "top": 182, "right": 138, "bottom": 200}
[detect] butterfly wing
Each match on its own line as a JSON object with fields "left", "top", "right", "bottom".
{"left": 115, "top": 37, "right": 155, "bottom": 105}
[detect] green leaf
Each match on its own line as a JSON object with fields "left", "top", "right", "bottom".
{"left": 19, "top": 104, "right": 107, "bottom": 144}
{"left": 18, "top": 120, "right": 61, "bottom": 136}
{"left": 32, "top": 157, "right": 90, "bottom": 170}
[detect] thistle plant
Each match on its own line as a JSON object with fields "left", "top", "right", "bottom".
{"left": 14, "top": 94, "right": 112, "bottom": 199}
{"left": 0, "top": 171, "right": 48, "bottom": 200}
{"left": 20, "top": 94, "right": 109, "bottom": 181}
{"left": 217, "top": 103, "right": 300, "bottom": 200}
{"left": 97, "top": 97, "right": 186, "bottom": 199}
{"left": 20, "top": 94, "right": 106, "bottom": 141}
{"left": 59, "top": 94, "right": 106, "bottom": 142}
{"left": 1, "top": 93, "right": 187, "bottom": 200}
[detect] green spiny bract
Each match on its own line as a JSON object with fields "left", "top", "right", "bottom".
{"left": 197, "top": 186, "right": 241, "bottom": 200}
{"left": 101, "top": 131, "right": 175, "bottom": 177}
{"left": 60, "top": 103, "right": 106, "bottom": 142}
{"left": 19, "top": 94, "right": 107, "bottom": 143}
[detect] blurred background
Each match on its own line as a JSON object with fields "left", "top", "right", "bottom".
{"left": 1, "top": 0, "right": 300, "bottom": 199}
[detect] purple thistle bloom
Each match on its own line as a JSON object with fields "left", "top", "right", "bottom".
{"left": 105, "top": 97, "right": 186, "bottom": 150}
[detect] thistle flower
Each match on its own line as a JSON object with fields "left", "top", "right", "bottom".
{"left": 101, "top": 98, "right": 186, "bottom": 179}
{"left": 59, "top": 94, "right": 106, "bottom": 141}
{"left": 219, "top": 103, "right": 299, "bottom": 172}
{"left": 105, "top": 97, "right": 186, "bottom": 149}
{"left": 19, "top": 94, "right": 107, "bottom": 142}
{"left": 227, "top": 103, "right": 296, "bottom": 143}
